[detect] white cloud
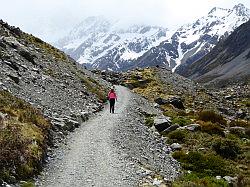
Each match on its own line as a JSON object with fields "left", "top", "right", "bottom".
{"left": 0, "top": 0, "right": 249, "bottom": 42}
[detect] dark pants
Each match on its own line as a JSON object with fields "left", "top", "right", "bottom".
{"left": 109, "top": 99, "right": 115, "bottom": 113}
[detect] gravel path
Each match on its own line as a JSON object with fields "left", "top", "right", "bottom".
{"left": 38, "top": 86, "right": 180, "bottom": 187}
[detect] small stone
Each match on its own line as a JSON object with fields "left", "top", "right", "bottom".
{"left": 178, "top": 124, "right": 201, "bottom": 132}
{"left": 216, "top": 176, "right": 222, "bottom": 180}
{"left": 170, "top": 143, "right": 182, "bottom": 150}
{"left": 223, "top": 176, "right": 237, "bottom": 183}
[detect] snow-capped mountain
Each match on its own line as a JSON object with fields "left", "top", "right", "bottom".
{"left": 137, "top": 3, "right": 250, "bottom": 72}
{"left": 56, "top": 4, "right": 250, "bottom": 72}
{"left": 56, "top": 16, "right": 170, "bottom": 71}
{"left": 178, "top": 19, "right": 250, "bottom": 87}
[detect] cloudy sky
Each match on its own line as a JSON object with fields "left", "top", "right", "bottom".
{"left": 1, "top": 0, "right": 249, "bottom": 43}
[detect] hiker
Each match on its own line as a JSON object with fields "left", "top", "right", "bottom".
{"left": 108, "top": 87, "right": 117, "bottom": 113}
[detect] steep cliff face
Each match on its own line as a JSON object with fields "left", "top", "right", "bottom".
{"left": 177, "top": 20, "right": 250, "bottom": 87}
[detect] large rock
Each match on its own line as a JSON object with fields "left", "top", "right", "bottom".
{"left": 162, "top": 124, "right": 180, "bottom": 134}
{"left": 169, "top": 97, "right": 185, "bottom": 109}
{"left": 154, "top": 97, "right": 168, "bottom": 105}
{"left": 154, "top": 116, "right": 171, "bottom": 132}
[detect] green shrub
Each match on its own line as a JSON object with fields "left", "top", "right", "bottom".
{"left": 229, "top": 120, "right": 249, "bottom": 128}
{"left": 20, "top": 181, "right": 35, "bottom": 187}
{"left": 200, "top": 121, "right": 224, "bottom": 136}
{"left": 229, "top": 127, "right": 247, "bottom": 138}
{"left": 0, "top": 91, "right": 50, "bottom": 182}
{"left": 145, "top": 116, "right": 154, "bottom": 127}
{"left": 172, "top": 117, "right": 192, "bottom": 126}
{"left": 173, "top": 151, "right": 232, "bottom": 177}
{"left": 172, "top": 150, "right": 186, "bottom": 160}
{"left": 212, "top": 138, "right": 241, "bottom": 159}
{"left": 198, "top": 110, "right": 227, "bottom": 126}
{"left": 173, "top": 173, "right": 229, "bottom": 187}
{"left": 168, "top": 130, "right": 187, "bottom": 143}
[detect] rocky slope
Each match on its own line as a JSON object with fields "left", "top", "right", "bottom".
{"left": 0, "top": 19, "right": 109, "bottom": 128}
{"left": 56, "top": 4, "right": 250, "bottom": 72}
{"left": 177, "top": 20, "right": 250, "bottom": 87}
{"left": 0, "top": 19, "right": 109, "bottom": 184}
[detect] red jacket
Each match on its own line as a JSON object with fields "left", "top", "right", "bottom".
{"left": 108, "top": 91, "right": 117, "bottom": 99}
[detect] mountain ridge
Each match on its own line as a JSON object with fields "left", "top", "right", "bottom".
{"left": 56, "top": 3, "right": 250, "bottom": 72}
{"left": 177, "top": 19, "right": 250, "bottom": 87}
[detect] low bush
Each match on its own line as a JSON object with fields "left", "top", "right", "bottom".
{"left": 172, "top": 173, "right": 229, "bottom": 187}
{"left": 168, "top": 130, "right": 187, "bottom": 143}
{"left": 0, "top": 91, "right": 50, "bottom": 182}
{"left": 172, "top": 117, "right": 192, "bottom": 126}
{"left": 173, "top": 151, "right": 232, "bottom": 177}
{"left": 212, "top": 138, "right": 241, "bottom": 159}
{"left": 198, "top": 110, "right": 227, "bottom": 126}
{"left": 229, "top": 120, "right": 249, "bottom": 128}
{"left": 145, "top": 116, "right": 154, "bottom": 127}
{"left": 199, "top": 121, "right": 224, "bottom": 136}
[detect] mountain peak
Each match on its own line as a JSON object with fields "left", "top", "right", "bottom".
{"left": 208, "top": 7, "right": 229, "bottom": 16}
{"left": 233, "top": 3, "right": 246, "bottom": 9}
{"left": 232, "top": 3, "right": 250, "bottom": 16}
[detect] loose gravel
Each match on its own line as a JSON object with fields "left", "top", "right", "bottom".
{"left": 37, "top": 86, "right": 180, "bottom": 187}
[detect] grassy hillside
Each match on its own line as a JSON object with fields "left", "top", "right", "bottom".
{"left": 0, "top": 91, "right": 50, "bottom": 183}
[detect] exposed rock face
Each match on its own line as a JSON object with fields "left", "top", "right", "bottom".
{"left": 0, "top": 20, "right": 109, "bottom": 138}
{"left": 177, "top": 20, "right": 250, "bottom": 87}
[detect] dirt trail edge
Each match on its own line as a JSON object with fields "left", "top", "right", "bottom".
{"left": 38, "top": 86, "right": 180, "bottom": 187}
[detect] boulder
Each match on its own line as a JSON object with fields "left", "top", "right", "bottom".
{"left": 170, "top": 143, "right": 182, "bottom": 150}
{"left": 162, "top": 124, "right": 180, "bottom": 134}
{"left": 169, "top": 97, "right": 185, "bottom": 109}
{"left": 178, "top": 124, "right": 201, "bottom": 132}
{"left": 154, "top": 97, "right": 168, "bottom": 105}
{"left": 154, "top": 116, "right": 171, "bottom": 132}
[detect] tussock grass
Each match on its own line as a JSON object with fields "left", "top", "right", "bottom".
{"left": 0, "top": 91, "right": 50, "bottom": 182}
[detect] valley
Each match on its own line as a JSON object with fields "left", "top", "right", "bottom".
{"left": 0, "top": 2, "right": 249, "bottom": 187}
